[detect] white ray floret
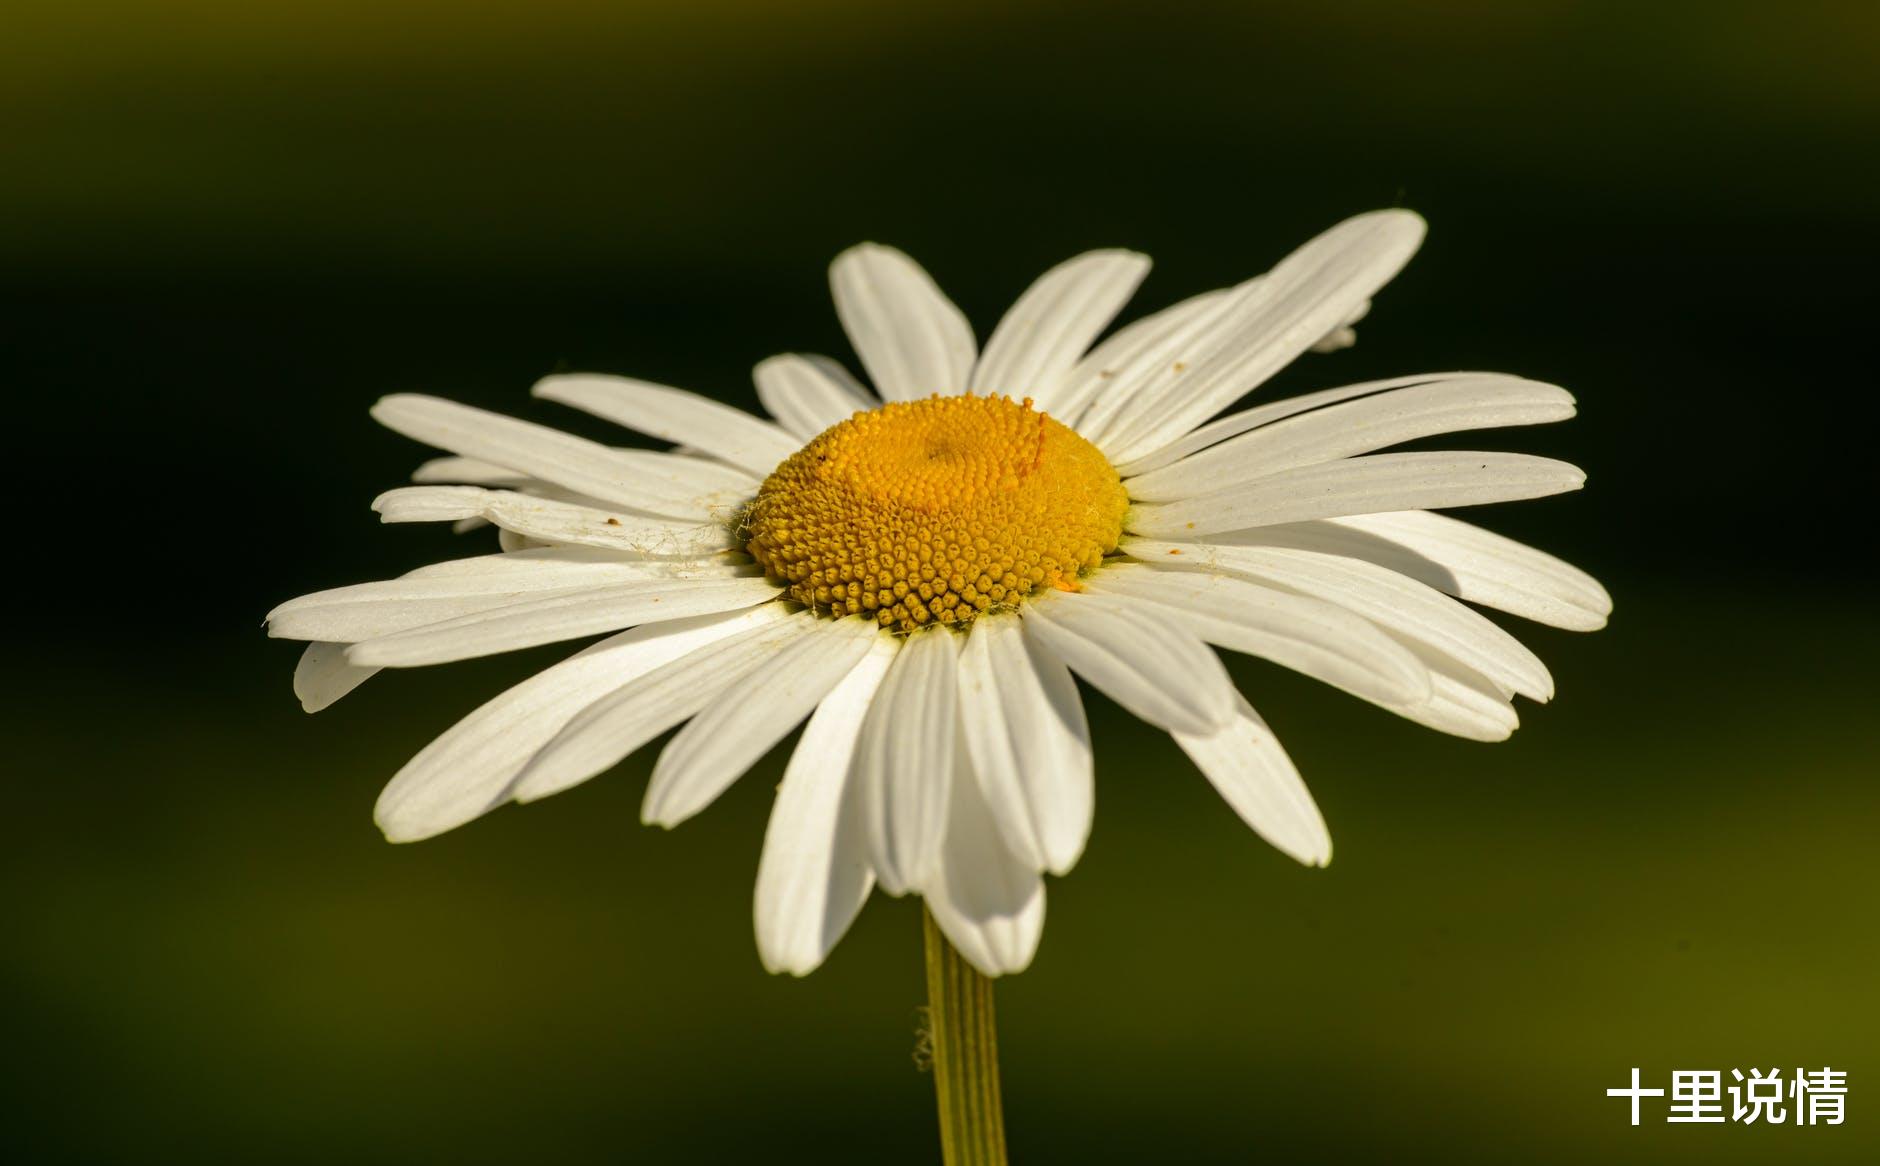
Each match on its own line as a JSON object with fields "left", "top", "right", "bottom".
{"left": 266, "top": 558, "right": 754, "bottom": 643}
{"left": 1021, "top": 593, "right": 1237, "bottom": 736}
{"left": 292, "top": 641, "right": 379, "bottom": 713}
{"left": 344, "top": 575, "right": 783, "bottom": 668}
{"left": 1086, "top": 562, "right": 1431, "bottom": 706}
{"left": 921, "top": 740, "right": 1047, "bottom": 977}
{"left": 830, "top": 243, "right": 977, "bottom": 401}
{"left": 970, "top": 249, "right": 1151, "bottom": 404}
{"left": 406, "top": 448, "right": 756, "bottom": 521}
{"left": 372, "top": 604, "right": 788, "bottom": 842}
{"left": 1122, "top": 377, "right": 1576, "bottom": 501}
{"left": 511, "top": 607, "right": 809, "bottom": 802}
{"left": 644, "top": 616, "right": 883, "bottom": 828}
{"left": 1069, "top": 286, "right": 1244, "bottom": 441}
{"left": 374, "top": 394, "right": 754, "bottom": 519}
{"left": 1118, "top": 541, "right": 1552, "bottom": 700}
{"left": 1127, "top": 451, "right": 1586, "bottom": 537}
{"left": 1112, "top": 372, "right": 1458, "bottom": 478}
{"left": 754, "top": 635, "right": 899, "bottom": 976}
{"left": 411, "top": 454, "right": 531, "bottom": 487}
{"left": 532, "top": 374, "right": 798, "bottom": 475}
{"left": 1372, "top": 641, "right": 1524, "bottom": 742}
{"left": 957, "top": 612, "right": 1095, "bottom": 876}
{"left": 1174, "top": 695, "right": 1331, "bottom": 867}
{"left": 400, "top": 546, "right": 727, "bottom": 577}
{"left": 753, "top": 354, "right": 877, "bottom": 440}
{"left": 856, "top": 627, "right": 961, "bottom": 896}
{"left": 1095, "top": 210, "right": 1426, "bottom": 462}
{"left": 373, "top": 485, "right": 740, "bottom": 557}
{"left": 1312, "top": 511, "right": 1610, "bottom": 631}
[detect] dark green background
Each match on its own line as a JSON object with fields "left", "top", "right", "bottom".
{"left": 6, "top": 2, "right": 1875, "bottom": 1162}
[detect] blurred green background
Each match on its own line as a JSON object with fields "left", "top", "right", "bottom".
{"left": 6, "top": 1, "right": 1877, "bottom": 1162}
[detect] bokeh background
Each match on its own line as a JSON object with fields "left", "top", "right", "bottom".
{"left": 7, "top": 2, "right": 1877, "bottom": 1162}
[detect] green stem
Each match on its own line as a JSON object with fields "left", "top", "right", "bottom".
{"left": 923, "top": 908, "right": 1009, "bottom": 1166}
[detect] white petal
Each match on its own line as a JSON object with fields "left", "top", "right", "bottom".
{"left": 497, "top": 527, "right": 545, "bottom": 553}
{"left": 923, "top": 747, "right": 1046, "bottom": 978}
{"left": 1113, "top": 372, "right": 1448, "bottom": 478}
{"left": 1121, "top": 540, "right": 1551, "bottom": 701}
{"left": 1019, "top": 592, "right": 1236, "bottom": 735}
{"left": 855, "top": 627, "right": 959, "bottom": 895}
{"left": 1173, "top": 695, "right": 1331, "bottom": 867}
{"left": 956, "top": 612, "right": 1093, "bottom": 875}
{"left": 1098, "top": 558, "right": 1517, "bottom": 740}
{"left": 1099, "top": 210, "right": 1428, "bottom": 463}
{"left": 373, "top": 484, "right": 500, "bottom": 524}
{"left": 294, "top": 553, "right": 746, "bottom": 591}
{"left": 1309, "top": 297, "right": 1367, "bottom": 353}
{"left": 532, "top": 374, "right": 798, "bottom": 475}
{"left": 1320, "top": 511, "right": 1611, "bottom": 631}
{"left": 372, "top": 485, "right": 739, "bottom": 557}
{"left": 1124, "top": 377, "right": 1576, "bottom": 501}
{"left": 970, "top": 250, "right": 1150, "bottom": 404}
{"left": 508, "top": 607, "right": 812, "bottom": 803}
{"left": 345, "top": 576, "right": 783, "bottom": 668}
{"left": 1080, "top": 218, "right": 1405, "bottom": 450}
{"left": 1062, "top": 287, "right": 1238, "bottom": 434}
{"left": 1127, "top": 451, "right": 1586, "bottom": 537}
{"left": 1310, "top": 325, "right": 1356, "bottom": 353}
{"left": 411, "top": 455, "right": 529, "bottom": 486}
{"left": 595, "top": 449, "right": 761, "bottom": 499}
{"left": 372, "top": 394, "right": 745, "bottom": 519}
{"left": 754, "top": 634, "right": 899, "bottom": 976}
{"left": 829, "top": 243, "right": 977, "bottom": 401}
{"left": 643, "top": 617, "right": 884, "bottom": 827}
{"left": 272, "top": 584, "right": 598, "bottom": 644}
{"left": 401, "top": 546, "right": 736, "bottom": 578}
{"left": 293, "top": 641, "right": 379, "bottom": 713}
{"left": 1087, "top": 563, "right": 1429, "bottom": 706}
{"left": 752, "top": 354, "right": 877, "bottom": 439}
{"left": 1369, "top": 641, "right": 1521, "bottom": 742}
{"left": 372, "top": 604, "right": 786, "bottom": 842}
{"left": 409, "top": 448, "right": 757, "bottom": 516}
{"left": 268, "top": 559, "right": 754, "bottom": 643}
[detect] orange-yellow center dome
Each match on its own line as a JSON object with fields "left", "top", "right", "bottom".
{"left": 745, "top": 394, "right": 1128, "bottom": 632}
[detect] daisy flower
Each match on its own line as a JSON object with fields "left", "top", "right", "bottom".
{"left": 269, "top": 210, "right": 1608, "bottom": 980}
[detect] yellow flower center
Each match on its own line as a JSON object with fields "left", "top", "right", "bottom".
{"left": 745, "top": 394, "right": 1128, "bottom": 632}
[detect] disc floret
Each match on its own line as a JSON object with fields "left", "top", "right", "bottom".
{"left": 746, "top": 394, "right": 1128, "bottom": 632}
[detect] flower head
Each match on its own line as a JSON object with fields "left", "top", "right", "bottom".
{"left": 269, "top": 210, "right": 1609, "bottom": 977}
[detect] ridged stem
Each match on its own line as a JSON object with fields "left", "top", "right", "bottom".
{"left": 922, "top": 908, "right": 1009, "bottom": 1166}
